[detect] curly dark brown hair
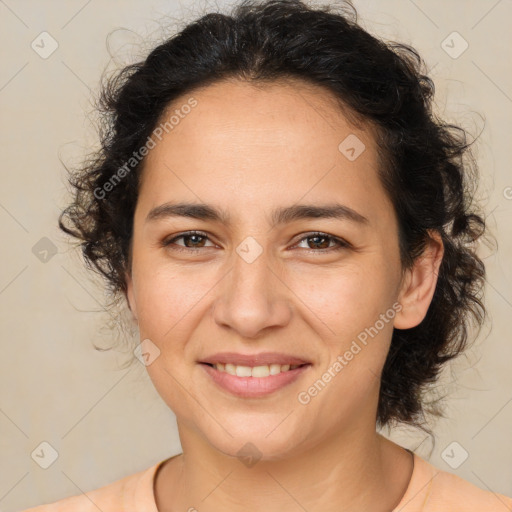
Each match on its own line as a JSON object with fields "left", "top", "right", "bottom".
{"left": 59, "top": 0, "right": 487, "bottom": 430}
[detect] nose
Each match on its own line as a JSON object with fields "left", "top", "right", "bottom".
{"left": 212, "top": 245, "right": 292, "bottom": 339}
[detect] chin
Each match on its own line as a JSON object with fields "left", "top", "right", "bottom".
{"left": 194, "top": 415, "right": 310, "bottom": 464}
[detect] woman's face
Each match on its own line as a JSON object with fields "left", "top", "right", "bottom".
{"left": 126, "top": 79, "right": 413, "bottom": 460}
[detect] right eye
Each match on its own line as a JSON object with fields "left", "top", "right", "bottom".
{"left": 161, "top": 230, "right": 216, "bottom": 252}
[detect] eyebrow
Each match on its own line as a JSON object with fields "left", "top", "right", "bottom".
{"left": 145, "top": 201, "right": 369, "bottom": 226}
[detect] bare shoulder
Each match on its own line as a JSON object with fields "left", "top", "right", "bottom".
{"left": 20, "top": 491, "right": 107, "bottom": 512}
{"left": 426, "top": 463, "right": 512, "bottom": 511}
{"left": 18, "top": 462, "right": 160, "bottom": 512}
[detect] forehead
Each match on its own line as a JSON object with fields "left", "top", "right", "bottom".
{"left": 146, "top": 77, "right": 368, "bottom": 166}
{"left": 137, "top": 78, "right": 393, "bottom": 226}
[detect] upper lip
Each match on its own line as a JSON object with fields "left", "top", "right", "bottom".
{"left": 199, "top": 352, "right": 311, "bottom": 366}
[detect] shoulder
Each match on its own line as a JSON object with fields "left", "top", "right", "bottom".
{"left": 19, "top": 460, "right": 163, "bottom": 512}
{"left": 426, "top": 464, "right": 512, "bottom": 511}
{"left": 406, "top": 454, "right": 512, "bottom": 512}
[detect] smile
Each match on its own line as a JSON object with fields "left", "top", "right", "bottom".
{"left": 206, "top": 362, "right": 305, "bottom": 377}
{"left": 199, "top": 362, "right": 312, "bottom": 398}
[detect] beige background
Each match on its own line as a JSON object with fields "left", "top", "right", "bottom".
{"left": 0, "top": 0, "right": 511, "bottom": 509}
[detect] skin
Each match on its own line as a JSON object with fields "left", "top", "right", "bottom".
{"left": 125, "top": 78, "right": 444, "bottom": 511}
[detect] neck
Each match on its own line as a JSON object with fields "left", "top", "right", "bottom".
{"left": 154, "top": 425, "right": 413, "bottom": 512}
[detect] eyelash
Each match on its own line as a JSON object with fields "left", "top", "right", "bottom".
{"left": 161, "top": 230, "right": 350, "bottom": 254}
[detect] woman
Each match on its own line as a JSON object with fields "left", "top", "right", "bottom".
{"left": 23, "top": 0, "right": 512, "bottom": 510}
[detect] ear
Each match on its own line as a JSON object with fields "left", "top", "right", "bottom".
{"left": 394, "top": 231, "right": 444, "bottom": 329}
{"left": 125, "top": 271, "right": 138, "bottom": 322}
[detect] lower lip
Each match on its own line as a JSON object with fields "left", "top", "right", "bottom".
{"left": 199, "top": 363, "right": 312, "bottom": 398}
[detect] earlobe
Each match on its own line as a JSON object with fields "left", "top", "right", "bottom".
{"left": 394, "top": 231, "right": 444, "bottom": 330}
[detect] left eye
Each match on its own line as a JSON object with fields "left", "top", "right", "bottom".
{"left": 294, "top": 232, "right": 349, "bottom": 251}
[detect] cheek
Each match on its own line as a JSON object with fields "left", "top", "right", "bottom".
{"left": 290, "top": 259, "right": 396, "bottom": 332}
{"left": 295, "top": 259, "right": 399, "bottom": 393}
{"left": 132, "top": 260, "right": 221, "bottom": 352}
{"left": 294, "top": 263, "right": 398, "bottom": 419}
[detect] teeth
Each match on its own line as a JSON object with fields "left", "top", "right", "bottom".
{"left": 270, "top": 363, "right": 282, "bottom": 375}
{"left": 252, "top": 365, "right": 270, "bottom": 377}
{"left": 225, "top": 363, "right": 236, "bottom": 375}
{"left": 212, "top": 363, "right": 302, "bottom": 377}
{"left": 235, "top": 365, "right": 252, "bottom": 377}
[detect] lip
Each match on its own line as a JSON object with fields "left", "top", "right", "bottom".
{"left": 199, "top": 352, "right": 311, "bottom": 366}
{"left": 200, "top": 362, "right": 312, "bottom": 398}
